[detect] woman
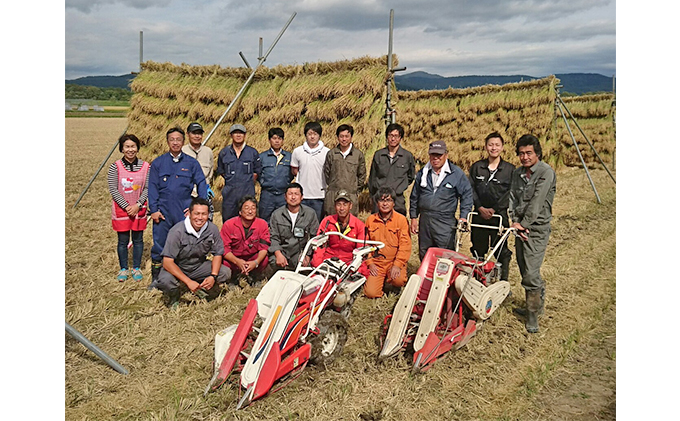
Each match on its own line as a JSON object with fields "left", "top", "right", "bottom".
{"left": 468, "top": 132, "right": 515, "bottom": 281}
{"left": 107, "top": 134, "right": 150, "bottom": 282}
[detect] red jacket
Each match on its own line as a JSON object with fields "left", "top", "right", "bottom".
{"left": 220, "top": 217, "right": 271, "bottom": 263}
{"left": 312, "top": 214, "right": 368, "bottom": 276}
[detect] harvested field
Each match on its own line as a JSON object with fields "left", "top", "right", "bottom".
{"left": 66, "top": 117, "right": 615, "bottom": 420}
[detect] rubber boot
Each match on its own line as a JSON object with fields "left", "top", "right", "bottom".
{"left": 524, "top": 289, "right": 542, "bottom": 333}
{"left": 148, "top": 261, "right": 162, "bottom": 291}
{"left": 165, "top": 290, "right": 180, "bottom": 310}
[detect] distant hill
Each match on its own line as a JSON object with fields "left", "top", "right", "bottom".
{"left": 395, "top": 72, "right": 613, "bottom": 95}
{"left": 65, "top": 71, "right": 614, "bottom": 96}
{"left": 65, "top": 74, "right": 136, "bottom": 90}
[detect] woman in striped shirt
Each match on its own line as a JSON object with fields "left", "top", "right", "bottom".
{"left": 107, "top": 134, "right": 150, "bottom": 282}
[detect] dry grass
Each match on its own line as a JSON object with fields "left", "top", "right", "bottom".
{"left": 66, "top": 117, "right": 615, "bottom": 420}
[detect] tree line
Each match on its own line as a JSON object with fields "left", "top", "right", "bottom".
{"left": 65, "top": 84, "right": 133, "bottom": 101}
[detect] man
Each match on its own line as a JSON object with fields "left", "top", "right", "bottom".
{"left": 409, "top": 140, "right": 473, "bottom": 260}
{"left": 181, "top": 122, "right": 214, "bottom": 193}
{"left": 182, "top": 122, "right": 216, "bottom": 219}
{"left": 216, "top": 124, "right": 262, "bottom": 222}
{"left": 364, "top": 187, "right": 412, "bottom": 298}
{"left": 266, "top": 182, "right": 319, "bottom": 277}
{"left": 312, "top": 189, "right": 369, "bottom": 277}
{"left": 368, "top": 123, "right": 416, "bottom": 215}
{"left": 148, "top": 126, "right": 207, "bottom": 286}
{"left": 291, "top": 122, "right": 329, "bottom": 222}
{"left": 322, "top": 124, "right": 366, "bottom": 216}
{"left": 509, "top": 134, "right": 556, "bottom": 333}
{"left": 156, "top": 198, "right": 231, "bottom": 310}
{"left": 220, "top": 195, "right": 271, "bottom": 286}
{"left": 468, "top": 132, "right": 515, "bottom": 281}
{"left": 258, "top": 127, "right": 294, "bottom": 223}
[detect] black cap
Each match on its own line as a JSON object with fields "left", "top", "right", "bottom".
{"left": 187, "top": 122, "right": 204, "bottom": 133}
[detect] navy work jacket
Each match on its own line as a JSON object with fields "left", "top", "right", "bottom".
{"left": 216, "top": 144, "right": 262, "bottom": 194}
{"left": 259, "top": 148, "right": 293, "bottom": 195}
{"left": 148, "top": 152, "right": 207, "bottom": 224}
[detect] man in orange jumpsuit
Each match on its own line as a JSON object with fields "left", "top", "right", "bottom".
{"left": 364, "top": 187, "right": 412, "bottom": 298}
{"left": 311, "top": 189, "right": 369, "bottom": 277}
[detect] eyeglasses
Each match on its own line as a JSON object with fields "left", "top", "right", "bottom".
{"left": 378, "top": 197, "right": 394, "bottom": 203}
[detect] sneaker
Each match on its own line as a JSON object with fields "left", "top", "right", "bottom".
{"left": 117, "top": 269, "right": 129, "bottom": 282}
{"left": 131, "top": 268, "right": 143, "bottom": 282}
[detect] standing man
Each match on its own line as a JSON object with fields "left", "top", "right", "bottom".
{"left": 182, "top": 122, "right": 216, "bottom": 219}
{"left": 509, "top": 134, "right": 556, "bottom": 334}
{"left": 216, "top": 124, "right": 262, "bottom": 223}
{"left": 266, "top": 182, "right": 319, "bottom": 276}
{"left": 258, "top": 127, "right": 293, "bottom": 223}
{"left": 291, "top": 122, "right": 329, "bottom": 222}
{"left": 368, "top": 123, "right": 416, "bottom": 216}
{"left": 468, "top": 132, "right": 515, "bottom": 280}
{"left": 312, "top": 189, "right": 369, "bottom": 277}
{"left": 409, "top": 140, "right": 473, "bottom": 260}
{"left": 323, "top": 124, "right": 366, "bottom": 216}
{"left": 364, "top": 187, "right": 412, "bottom": 298}
{"left": 156, "top": 198, "right": 232, "bottom": 310}
{"left": 148, "top": 126, "right": 207, "bottom": 286}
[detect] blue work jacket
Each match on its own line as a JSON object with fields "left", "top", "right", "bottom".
{"left": 216, "top": 144, "right": 262, "bottom": 195}
{"left": 259, "top": 148, "right": 293, "bottom": 195}
{"left": 148, "top": 152, "right": 207, "bottom": 224}
{"left": 409, "top": 160, "right": 473, "bottom": 221}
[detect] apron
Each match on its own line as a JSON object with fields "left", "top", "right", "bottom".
{"left": 112, "top": 160, "right": 149, "bottom": 232}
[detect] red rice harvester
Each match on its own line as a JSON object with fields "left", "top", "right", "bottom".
{"left": 378, "top": 212, "right": 516, "bottom": 373}
{"left": 204, "top": 231, "right": 384, "bottom": 409}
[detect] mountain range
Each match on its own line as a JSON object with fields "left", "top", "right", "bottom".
{"left": 65, "top": 72, "right": 614, "bottom": 96}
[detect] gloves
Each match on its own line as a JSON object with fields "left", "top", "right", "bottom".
{"left": 206, "top": 185, "right": 215, "bottom": 200}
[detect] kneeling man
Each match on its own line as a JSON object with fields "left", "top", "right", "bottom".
{"left": 157, "top": 198, "right": 232, "bottom": 309}
{"left": 365, "top": 187, "right": 412, "bottom": 298}
{"left": 312, "top": 189, "right": 368, "bottom": 277}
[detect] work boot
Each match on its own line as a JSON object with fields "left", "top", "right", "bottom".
{"left": 164, "top": 290, "right": 180, "bottom": 310}
{"left": 524, "top": 289, "right": 542, "bottom": 333}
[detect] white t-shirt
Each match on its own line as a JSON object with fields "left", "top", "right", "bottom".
{"left": 291, "top": 141, "right": 329, "bottom": 199}
{"left": 287, "top": 209, "right": 299, "bottom": 230}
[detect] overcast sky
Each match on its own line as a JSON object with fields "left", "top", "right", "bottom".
{"left": 65, "top": 0, "right": 615, "bottom": 80}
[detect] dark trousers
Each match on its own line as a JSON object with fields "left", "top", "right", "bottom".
{"left": 470, "top": 212, "right": 512, "bottom": 261}
{"left": 417, "top": 211, "right": 457, "bottom": 260}
{"left": 259, "top": 190, "right": 286, "bottom": 224}
{"left": 302, "top": 198, "right": 324, "bottom": 222}
{"left": 117, "top": 230, "right": 144, "bottom": 269}
{"left": 156, "top": 261, "right": 232, "bottom": 297}
{"left": 151, "top": 218, "right": 174, "bottom": 262}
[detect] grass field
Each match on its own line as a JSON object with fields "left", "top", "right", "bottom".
{"left": 65, "top": 117, "right": 615, "bottom": 420}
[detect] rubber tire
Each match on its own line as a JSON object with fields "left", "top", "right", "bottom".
{"left": 309, "top": 311, "right": 349, "bottom": 366}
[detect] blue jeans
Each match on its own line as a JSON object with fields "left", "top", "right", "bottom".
{"left": 302, "top": 198, "right": 324, "bottom": 222}
{"left": 117, "top": 230, "right": 144, "bottom": 269}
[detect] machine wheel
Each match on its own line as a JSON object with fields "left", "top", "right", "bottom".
{"left": 309, "top": 311, "right": 348, "bottom": 365}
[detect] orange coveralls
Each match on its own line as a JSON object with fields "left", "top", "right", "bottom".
{"left": 364, "top": 211, "right": 412, "bottom": 298}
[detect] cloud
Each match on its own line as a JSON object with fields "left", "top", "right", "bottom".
{"left": 66, "top": 0, "right": 172, "bottom": 14}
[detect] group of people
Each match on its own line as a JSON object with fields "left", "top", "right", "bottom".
{"left": 107, "top": 121, "right": 555, "bottom": 332}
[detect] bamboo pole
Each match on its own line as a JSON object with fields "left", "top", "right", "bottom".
{"left": 202, "top": 12, "right": 297, "bottom": 147}
{"left": 66, "top": 322, "right": 129, "bottom": 375}
{"left": 556, "top": 101, "right": 601, "bottom": 203}
{"left": 557, "top": 95, "right": 615, "bottom": 183}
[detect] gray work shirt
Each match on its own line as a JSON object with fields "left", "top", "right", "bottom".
{"left": 161, "top": 220, "right": 225, "bottom": 273}
{"left": 268, "top": 204, "right": 319, "bottom": 264}
{"left": 368, "top": 146, "right": 416, "bottom": 197}
{"left": 509, "top": 160, "right": 557, "bottom": 228}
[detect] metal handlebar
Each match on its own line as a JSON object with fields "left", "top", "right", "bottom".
{"left": 295, "top": 231, "right": 385, "bottom": 272}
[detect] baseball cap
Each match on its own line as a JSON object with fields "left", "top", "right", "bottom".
{"left": 428, "top": 140, "right": 448, "bottom": 155}
{"left": 187, "top": 122, "right": 204, "bottom": 133}
{"left": 334, "top": 189, "right": 351, "bottom": 202}
{"left": 229, "top": 124, "right": 247, "bottom": 134}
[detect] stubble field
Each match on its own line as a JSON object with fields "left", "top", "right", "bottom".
{"left": 65, "top": 117, "right": 616, "bottom": 420}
